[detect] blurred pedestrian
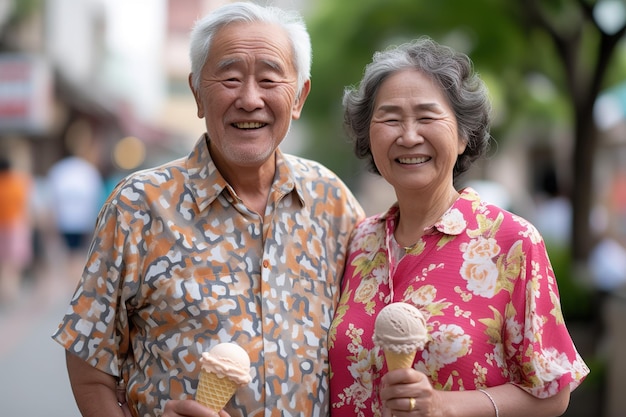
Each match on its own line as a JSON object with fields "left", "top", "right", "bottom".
{"left": 0, "top": 157, "right": 32, "bottom": 305}
{"left": 52, "top": 3, "right": 364, "bottom": 417}
{"left": 589, "top": 234, "right": 626, "bottom": 293}
{"left": 47, "top": 151, "right": 105, "bottom": 274}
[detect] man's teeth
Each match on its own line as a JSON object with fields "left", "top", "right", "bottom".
{"left": 398, "top": 156, "right": 429, "bottom": 164}
{"left": 234, "top": 122, "right": 265, "bottom": 129}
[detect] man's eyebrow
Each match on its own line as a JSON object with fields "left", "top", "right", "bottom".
{"left": 215, "top": 57, "right": 285, "bottom": 70}
{"left": 216, "top": 58, "right": 240, "bottom": 70}
{"left": 259, "top": 58, "right": 286, "bottom": 74}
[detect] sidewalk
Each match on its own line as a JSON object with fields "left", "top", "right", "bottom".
{"left": 0, "top": 266, "right": 81, "bottom": 416}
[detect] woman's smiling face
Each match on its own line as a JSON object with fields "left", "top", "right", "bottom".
{"left": 369, "top": 69, "right": 466, "bottom": 193}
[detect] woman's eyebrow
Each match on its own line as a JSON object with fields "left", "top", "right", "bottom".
{"left": 374, "top": 103, "right": 441, "bottom": 112}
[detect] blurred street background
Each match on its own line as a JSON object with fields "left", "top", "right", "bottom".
{"left": 1, "top": 0, "right": 626, "bottom": 416}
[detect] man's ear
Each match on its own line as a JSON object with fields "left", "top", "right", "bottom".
{"left": 291, "top": 79, "right": 311, "bottom": 120}
{"left": 188, "top": 73, "right": 204, "bottom": 118}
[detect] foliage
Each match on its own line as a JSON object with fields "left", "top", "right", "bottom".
{"left": 303, "top": 0, "right": 574, "bottom": 184}
{"left": 9, "top": 0, "right": 41, "bottom": 22}
{"left": 0, "top": 0, "right": 43, "bottom": 50}
{"left": 545, "top": 242, "right": 593, "bottom": 321}
{"left": 303, "top": 0, "right": 626, "bottom": 264}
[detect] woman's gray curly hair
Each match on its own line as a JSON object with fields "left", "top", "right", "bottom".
{"left": 343, "top": 36, "right": 492, "bottom": 177}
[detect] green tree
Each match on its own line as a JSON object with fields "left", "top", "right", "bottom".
{"left": 304, "top": 0, "right": 626, "bottom": 266}
{"left": 0, "top": 0, "right": 42, "bottom": 50}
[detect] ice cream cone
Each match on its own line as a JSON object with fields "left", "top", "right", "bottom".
{"left": 195, "top": 342, "right": 252, "bottom": 411}
{"left": 384, "top": 349, "right": 417, "bottom": 371}
{"left": 196, "top": 369, "right": 239, "bottom": 411}
{"left": 373, "top": 302, "right": 428, "bottom": 372}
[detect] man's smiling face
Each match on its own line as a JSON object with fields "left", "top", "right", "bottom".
{"left": 190, "top": 21, "right": 310, "bottom": 172}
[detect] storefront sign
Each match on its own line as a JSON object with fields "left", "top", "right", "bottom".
{"left": 0, "top": 54, "right": 52, "bottom": 134}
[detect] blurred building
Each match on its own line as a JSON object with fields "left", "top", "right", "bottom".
{"left": 0, "top": 0, "right": 203, "bottom": 179}
{"left": 0, "top": 0, "right": 313, "bottom": 181}
{"left": 0, "top": 0, "right": 315, "bottom": 180}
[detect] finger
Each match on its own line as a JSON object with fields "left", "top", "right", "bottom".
{"left": 380, "top": 382, "right": 424, "bottom": 403}
{"left": 382, "top": 399, "right": 404, "bottom": 414}
{"left": 383, "top": 369, "right": 429, "bottom": 391}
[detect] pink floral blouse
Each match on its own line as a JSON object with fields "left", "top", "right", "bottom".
{"left": 329, "top": 188, "right": 589, "bottom": 417}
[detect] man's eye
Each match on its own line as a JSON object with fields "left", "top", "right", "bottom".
{"left": 222, "top": 79, "right": 240, "bottom": 87}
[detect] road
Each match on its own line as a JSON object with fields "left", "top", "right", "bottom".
{"left": 0, "top": 268, "right": 81, "bottom": 417}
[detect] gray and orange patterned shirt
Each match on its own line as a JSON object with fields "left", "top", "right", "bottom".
{"left": 52, "top": 135, "right": 365, "bottom": 417}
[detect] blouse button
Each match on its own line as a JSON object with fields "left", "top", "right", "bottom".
{"left": 262, "top": 259, "right": 270, "bottom": 268}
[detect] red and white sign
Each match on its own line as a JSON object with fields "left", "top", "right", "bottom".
{"left": 0, "top": 54, "right": 52, "bottom": 134}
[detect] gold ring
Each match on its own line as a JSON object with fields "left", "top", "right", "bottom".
{"left": 409, "top": 397, "right": 416, "bottom": 411}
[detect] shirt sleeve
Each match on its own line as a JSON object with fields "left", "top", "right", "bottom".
{"left": 506, "top": 219, "right": 589, "bottom": 397}
{"left": 51, "top": 194, "right": 134, "bottom": 377}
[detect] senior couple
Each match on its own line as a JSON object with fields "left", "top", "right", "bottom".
{"left": 52, "top": 3, "right": 588, "bottom": 417}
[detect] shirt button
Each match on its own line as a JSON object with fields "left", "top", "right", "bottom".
{"left": 262, "top": 259, "right": 270, "bottom": 268}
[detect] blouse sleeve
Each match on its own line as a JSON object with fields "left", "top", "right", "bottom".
{"left": 506, "top": 219, "right": 589, "bottom": 397}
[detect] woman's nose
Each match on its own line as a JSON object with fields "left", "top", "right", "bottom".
{"left": 396, "top": 122, "right": 424, "bottom": 145}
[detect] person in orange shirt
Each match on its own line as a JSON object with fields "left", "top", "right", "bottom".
{"left": 0, "top": 157, "right": 32, "bottom": 304}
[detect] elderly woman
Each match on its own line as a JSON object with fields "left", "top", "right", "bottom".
{"left": 329, "top": 37, "right": 588, "bottom": 417}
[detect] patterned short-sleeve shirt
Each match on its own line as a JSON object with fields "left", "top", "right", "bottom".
{"left": 52, "top": 135, "right": 365, "bottom": 417}
{"left": 329, "top": 188, "right": 589, "bottom": 417}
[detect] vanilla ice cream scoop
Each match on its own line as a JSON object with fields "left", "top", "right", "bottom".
{"left": 373, "top": 302, "right": 428, "bottom": 354}
{"left": 199, "top": 342, "right": 252, "bottom": 385}
{"left": 196, "top": 342, "right": 252, "bottom": 411}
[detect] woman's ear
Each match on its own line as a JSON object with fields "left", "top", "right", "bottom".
{"left": 458, "top": 136, "right": 468, "bottom": 155}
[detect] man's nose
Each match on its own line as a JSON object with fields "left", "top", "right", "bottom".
{"left": 236, "top": 80, "right": 264, "bottom": 111}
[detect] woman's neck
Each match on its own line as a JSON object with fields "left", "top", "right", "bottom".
{"left": 394, "top": 186, "right": 459, "bottom": 247}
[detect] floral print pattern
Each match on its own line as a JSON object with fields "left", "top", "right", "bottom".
{"left": 329, "top": 188, "right": 588, "bottom": 417}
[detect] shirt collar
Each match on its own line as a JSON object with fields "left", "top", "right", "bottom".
{"left": 379, "top": 187, "right": 478, "bottom": 236}
{"left": 184, "top": 134, "right": 303, "bottom": 212}
{"left": 272, "top": 152, "right": 306, "bottom": 207}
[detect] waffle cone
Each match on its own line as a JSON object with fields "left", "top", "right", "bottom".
{"left": 196, "top": 370, "right": 238, "bottom": 411}
{"left": 384, "top": 349, "right": 417, "bottom": 371}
